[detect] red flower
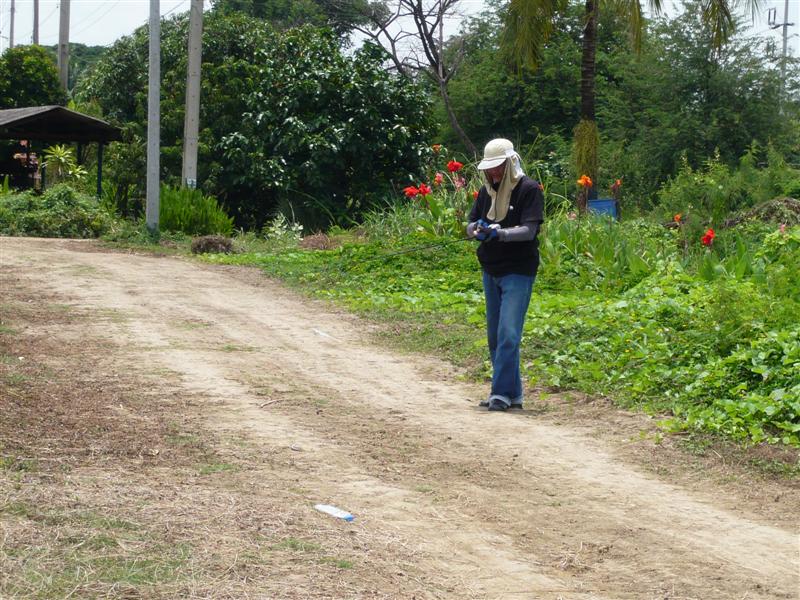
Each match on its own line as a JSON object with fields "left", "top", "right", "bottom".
{"left": 472, "top": 190, "right": 479, "bottom": 200}
{"left": 701, "top": 228, "right": 715, "bottom": 246}
{"left": 447, "top": 160, "right": 463, "bottom": 173}
{"left": 403, "top": 186, "right": 419, "bottom": 198}
{"left": 674, "top": 213, "right": 682, "bottom": 223}
{"left": 434, "top": 172, "right": 444, "bottom": 186}
{"left": 418, "top": 183, "right": 432, "bottom": 196}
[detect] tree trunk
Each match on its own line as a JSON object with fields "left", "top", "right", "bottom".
{"left": 580, "top": 0, "right": 597, "bottom": 122}
{"left": 439, "top": 79, "right": 477, "bottom": 158}
{"left": 574, "top": 0, "right": 598, "bottom": 211}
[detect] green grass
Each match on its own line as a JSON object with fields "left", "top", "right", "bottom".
{"left": 0, "top": 456, "right": 38, "bottom": 472}
{"left": 220, "top": 344, "right": 257, "bottom": 352}
{"left": 270, "top": 538, "right": 353, "bottom": 569}
{"left": 167, "top": 433, "right": 201, "bottom": 446}
{"left": 200, "top": 218, "right": 800, "bottom": 449}
{"left": 5, "top": 373, "right": 29, "bottom": 386}
{"left": 272, "top": 537, "right": 323, "bottom": 552}
{"left": 319, "top": 557, "right": 354, "bottom": 569}
{"left": 2, "top": 500, "right": 189, "bottom": 597}
{"left": 197, "top": 462, "right": 238, "bottom": 476}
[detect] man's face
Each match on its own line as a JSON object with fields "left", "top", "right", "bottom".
{"left": 485, "top": 162, "right": 506, "bottom": 183}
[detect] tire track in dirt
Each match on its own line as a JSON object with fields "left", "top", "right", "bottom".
{"left": 2, "top": 237, "right": 798, "bottom": 600}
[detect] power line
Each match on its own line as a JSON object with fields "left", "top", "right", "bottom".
{"left": 19, "top": 2, "right": 58, "bottom": 43}
{"left": 71, "top": 0, "right": 121, "bottom": 37}
{"left": 163, "top": 0, "right": 188, "bottom": 18}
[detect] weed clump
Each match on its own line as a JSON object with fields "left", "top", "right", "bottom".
{"left": 191, "top": 235, "right": 233, "bottom": 254}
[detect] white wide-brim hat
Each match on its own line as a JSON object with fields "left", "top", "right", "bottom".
{"left": 477, "top": 138, "right": 515, "bottom": 170}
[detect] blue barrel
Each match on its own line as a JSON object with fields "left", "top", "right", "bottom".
{"left": 588, "top": 198, "right": 619, "bottom": 219}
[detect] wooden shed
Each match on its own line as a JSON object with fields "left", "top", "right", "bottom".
{"left": 0, "top": 105, "right": 122, "bottom": 196}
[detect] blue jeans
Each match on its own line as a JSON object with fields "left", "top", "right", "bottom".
{"left": 482, "top": 271, "right": 535, "bottom": 405}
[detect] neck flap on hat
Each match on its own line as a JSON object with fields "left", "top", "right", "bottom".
{"left": 485, "top": 150, "right": 525, "bottom": 222}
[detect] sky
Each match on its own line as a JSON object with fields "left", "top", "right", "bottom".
{"left": 0, "top": 0, "right": 796, "bottom": 58}
{"left": 0, "top": 0, "right": 212, "bottom": 51}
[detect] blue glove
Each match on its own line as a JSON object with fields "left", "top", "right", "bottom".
{"left": 475, "top": 221, "right": 499, "bottom": 241}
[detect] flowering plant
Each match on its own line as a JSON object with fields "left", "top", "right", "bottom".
{"left": 701, "top": 228, "right": 716, "bottom": 246}
{"left": 576, "top": 174, "right": 593, "bottom": 214}
{"left": 447, "top": 160, "right": 464, "bottom": 173}
{"left": 407, "top": 146, "right": 476, "bottom": 237}
{"left": 610, "top": 178, "right": 622, "bottom": 200}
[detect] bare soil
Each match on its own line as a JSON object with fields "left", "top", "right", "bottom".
{"left": 1, "top": 237, "right": 798, "bottom": 600}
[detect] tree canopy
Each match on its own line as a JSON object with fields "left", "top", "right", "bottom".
{"left": 210, "top": 0, "right": 374, "bottom": 35}
{"left": 438, "top": 0, "right": 796, "bottom": 205}
{"left": 0, "top": 45, "right": 67, "bottom": 110}
{"left": 76, "top": 10, "right": 431, "bottom": 229}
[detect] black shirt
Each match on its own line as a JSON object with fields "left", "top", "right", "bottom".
{"left": 467, "top": 176, "right": 544, "bottom": 277}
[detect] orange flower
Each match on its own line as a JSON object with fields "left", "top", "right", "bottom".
{"left": 674, "top": 213, "right": 682, "bottom": 223}
{"left": 432, "top": 144, "right": 442, "bottom": 153}
{"left": 577, "top": 175, "right": 593, "bottom": 188}
{"left": 472, "top": 190, "right": 479, "bottom": 200}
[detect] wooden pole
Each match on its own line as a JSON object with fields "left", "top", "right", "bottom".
{"left": 97, "top": 143, "right": 104, "bottom": 198}
{"left": 145, "top": 0, "right": 160, "bottom": 232}
{"left": 9, "top": 0, "right": 15, "bottom": 49}
{"left": 182, "top": 0, "right": 203, "bottom": 189}
{"left": 58, "top": 0, "right": 70, "bottom": 91}
{"left": 33, "top": 0, "right": 39, "bottom": 45}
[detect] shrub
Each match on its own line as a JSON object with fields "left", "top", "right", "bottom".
{"left": 78, "top": 13, "right": 432, "bottom": 231}
{"left": 0, "top": 184, "right": 113, "bottom": 238}
{"left": 159, "top": 185, "right": 234, "bottom": 236}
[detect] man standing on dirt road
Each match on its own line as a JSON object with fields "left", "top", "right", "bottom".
{"left": 467, "top": 138, "right": 544, "bottom": 411}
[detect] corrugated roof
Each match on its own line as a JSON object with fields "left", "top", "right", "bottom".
{"left": 0, "top": 105, "right": 122, "bottom": 143}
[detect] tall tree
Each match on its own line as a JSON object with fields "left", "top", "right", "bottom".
{"left": 354, "top": 0, "right": 478, "bottom": 156}
{"left": 211, "top": 0, "right": 372, "bottom": 35}
{"left": 502, "top": 0, "right": 760, "bottom": 208}
{"left": 0, "top": 45, "right": 67, "bottom": 109}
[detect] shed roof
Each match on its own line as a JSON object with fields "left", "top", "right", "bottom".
{"left": 0, "top": 106, "right": 122, "bottom": 143}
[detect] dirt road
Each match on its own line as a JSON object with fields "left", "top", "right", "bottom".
{"left": 1, "top": 237, "right": 798, "bottom": 599}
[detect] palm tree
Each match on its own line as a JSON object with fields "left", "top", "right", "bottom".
{"left": 502, "top": 0, "right": 760, "bottom": 209}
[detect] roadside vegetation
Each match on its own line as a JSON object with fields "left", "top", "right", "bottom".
{"left": 198, "top": 158, "right": 800, "bottom": 449}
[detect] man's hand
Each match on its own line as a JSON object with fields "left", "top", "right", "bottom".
{"left": 475, "top": 220, "right": 500, "bottom": 241}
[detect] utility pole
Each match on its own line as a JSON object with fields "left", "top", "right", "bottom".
{"left": 58, "top": 0, "right": 70, "bottom": 91}
{"left": 33, "top": 0, "right": 38, "bottom": 45}
{"left": 146, "top": 0, "right": 161, "bottom": 232}
{"left": 9, "top": 0, "right": 14, "bottom": 49}
{"left": 768, "top": 1, "right": 794, "bottom": 97}
{"left": 182, "top": 0, "right": 203, "bottom": 189}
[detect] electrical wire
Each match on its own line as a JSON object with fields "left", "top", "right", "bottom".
{"left": 163, "top": 0, "right": 189, "bottom": 19}
{"left": 17, "top": 2, "right": 59, "bottom": 45}
{"left": 71, "top": 0, "right": 122, "bottom": 37}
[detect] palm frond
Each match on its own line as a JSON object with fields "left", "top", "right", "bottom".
{"left": 605, "top": 0, "right": 647, "bottom": 52}
{"left": 702, "top": 0, "right": 735, "bottom": 49}
{"left": 501, "top": 0, "right": 566, "bottom": 71}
